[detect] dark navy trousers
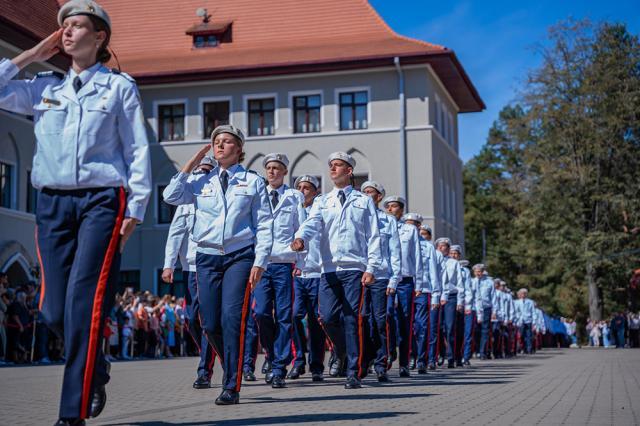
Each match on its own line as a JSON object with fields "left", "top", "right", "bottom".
{"left": 455, "top": 310, "right": 465, "bottom": 363}
{"left": 292, "top": 277, "right": 325, "bottom": 374}
{"left": 479, "top": 307, "right": 492, "bottom": 357}
{"left": 36, "top": 187, "right": 125, "bottom": 420}
{"left": 362, "top": 279, "right": 389, "bottom": 374}
{"left": 195, "top": 246, "right": 253, "bottom": 391}
{"left": 463, "top": 311, "right": 477, "bottom": 361}
{"left": 443, "top": 293, "right": 458, "bottom": 362}
{"left": 412, "top": 293, "right": 430, "bottom": 367}
{"left": 428, "top": 303, "right": 441, "bottom": 364}
{"left": 253, "top": 263, "right": 294, "bottom": 378}
{"left": 186, "top": 271, "right": 215, "bottom": 379}
{"left": 243, "top": 295, "right": 259, "bottom": 373}
{"left": 395, "top": 278, "right": 415, "bottom": 368}
{"left": 520, "top": 323, "right": 533, "bottom": 354}
{"left": 318, "top": 270, "right": 364, "bottom": 378}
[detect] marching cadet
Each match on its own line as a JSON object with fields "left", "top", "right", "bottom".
{"left": 163, "top": 125, "right": 273, "bottom": 405}
{"left": 449, "top": 245, "right": 468, "bottom": 366}
{"left": 290, "top": 175, "right": 326, "bottom": 382}
{"left": 492, "top": 279, "right": 506, "bottom": 358}
{"left": 474, "top": 265, "right": 497, "bottom": 360}
{"left": 533, "top": 304, "right": 546, "bottom": 352}
{"left": 500, "top": 282, "right": 516, "bottom": 357}
{"left": 459, "top": 259, "right": 477, "bottom": 365}
{"left": 435, "top": 239, "right": 464, "bottom": 368}
{"left": 253, "top": 153, "right": 305, "bottom": 389}
{"left": 384, "top": 199, "right": 424, "bottom": 377}
{"left": 361, "top": 181, "right": 401, "bottom": 382}
{"left": 514, "top": 288, "right": 535, "bottom": 354}
{"left": 292, "top": 152, "right": 382, "bottom": 389}
{"left": 161, "top": 157, "right": 216, "bottom": 389}
{"left": 427, "top": 233, "right": 447, "bottom": 370}
{"left": 413, "top": 224, "right": 440, "bottom": 374}
{"left": 0, "top": 1, "right": 152, "bottom": 423}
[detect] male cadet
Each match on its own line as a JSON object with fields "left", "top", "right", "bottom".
{"left": 417, "top": 225, "right": 441, "bottom": 372}
{"left": 513, "top": 288, "right": 534, "bottom": 354}
{"left": 384, "top": 199, "right": 424, "bottom": 377}
{"left": 458, "top": 259, "right": 477, "bottom": 365}
{"left": 473, "top": 264, "right": 496, "bottom": 359}
{"left": 449, "top": 245, "right": 469, "bottom": 366}
{"left": 292, "top": 152, "right": 381, "bottom": 389}
{"left": 533, "top": 304, "right": 546, "bottom": 352}
{"left": 500, "top": 282, "right": 516, "bottom": 357}
{"left": 491, "top": 279, "right": 506, "bottom": 358}
{"left": 161, "top": 157, "right": 216, "bottom": 388}
{"left": 290, "top": 175, "right": 325, "bottom": 382}
{"left": 253, "top": 153, "right": 305, "bottom": 388}
{"left": 434, "top": 239, "right": 464, "bottom": 368}
{"left": 361, "top": 181, "right": 401, "bottom": 382}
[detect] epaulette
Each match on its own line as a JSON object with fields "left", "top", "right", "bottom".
{"left": 247, "top": 169, "right": 268, "bottom": 186}
{"left": 110, "top": 68, "right": 136, "bottom": 83}
{"left": 35, "top": 71, "right": 64, "bottom": 80}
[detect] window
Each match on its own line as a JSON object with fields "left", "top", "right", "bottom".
{"left": 352, "top": 174, "right": 369, "bottom": 191}
{"left": 158, "top": 103, "right": 185, "bottom": 141}
{"left": 439, "top": 178, "right": 445, "bottom": 218}
{"left": 339, "top": 91, "right": 368, "bottom": 130}
{"left": 0, "top": 162, "right": 13, "bottom": 209}
{"left": 157, "top": 269, "right": 187, "bottom": 298}
{"left": 248, "top": 98, "right": 275, "bottom": 136}
{"left": 203, "top": 101, "right": 230, "bottom": 138}
{"left": 293, "top": 95, "right": 321, "bottom": 133}
{"left": 118, "top": 270, "right": 140, "bottom": 294}
{"left": 157, "top": 185, "right": 177, "bottom": 224}
{"left": 26, "top": 170, "right": 37, "bottom": 213}
{"left": 194, "top": 35, "right": 218, "bottom": 48}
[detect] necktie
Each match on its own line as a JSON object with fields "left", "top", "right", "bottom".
{"left": 73, "top": 76, "right": 83, "bottom": 93}
{"left": 338, "top": 190, "right": 346, "bottom": 206}
{"left": 270, "top": 190, "right": 279, "bottom": 209}
{"left": 220, "top": 171, "right": 229, "bottom": 194}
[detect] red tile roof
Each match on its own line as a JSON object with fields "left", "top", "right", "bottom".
{"left": 59, "top": 0, "right": 484, "bottom": 111}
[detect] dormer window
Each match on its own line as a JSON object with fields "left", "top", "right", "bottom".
{"left": 187, "top": 8, "right": 232, "bottom": 49}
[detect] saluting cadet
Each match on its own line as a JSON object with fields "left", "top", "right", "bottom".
{"left": 514, "top": 288, "right": 535, "bottom": 354}
{"left": 435, "top": 239, "right": 464, "bottom": 368}
{"left": 290, "top": 175, "right": 325, "bottom": 382}
{"left": 413, "top": 224, "right": 440, "bottom": 374}
{"left": 163, "top": 125, "right": 273, "bottom": 405}
{"left": 161, "top": 157, "right": 216, "bottom": 389}
{"left": 474, "top": 265, "right": 497, "bottom": 360}
{"left": 292, "top": 152, "right": 381, "bottom": 389}
{"left": 361, "top": 182, "right": 401, "bottom": 382}
{"left": 253, "top": 153, "right": 305, "bottom": 389}
{"left": 1, "top": 1, "right": 152, "bottom": 423}
{"left": 449, "top": 246, "right": 467, "bottom": 366}
{"left": 384, "top": 199, "right": 424, "bottom": 377}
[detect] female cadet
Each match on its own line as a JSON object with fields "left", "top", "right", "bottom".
{"left": 0, "top": 1, "right": 151, "bottom": 424}
{"left": 292, "top": 152, "right": 381, "bottom": 389}
{"left": 163, "top": 125, "right": 273, "bottom": 405}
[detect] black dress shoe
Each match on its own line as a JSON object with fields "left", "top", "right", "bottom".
{"left": 417, "top": 363, "right": 427, "bottom": 374}
{"left": 428, "top": 363, "right": 436, "bottom": 370}
{"left": 329, "top": 356, "right": 345, "bottom": 377}
{"left": 399, "top": 367, "right": 410, "bottom": 377}
{"left": 89, "top": 385, "right": 106, "bottom": 418}
{"left": 376, "top": 371, "right": 390, "bottom": 382}
{"left": 243, "top": 371, "right": 256, "bottom": 382}
{"left": 215, "top": 389, "right": 239, "bottom": 405}
{"left": 261, "top": 359, "right": 271, "bottom": 374}
{"left": 312, "top": 373, "right": 324, "bottom": 382}
{"left": 287, "top": 365, "right": 305, "bottom": 379}
{"left": 54, "top": 419, "right": 85, "bottom": 426}
{"left": 344, "top": 376, "right": 362, "bottom": 389}
{"left": 447, "top": 360, "right": 455, "bottom": 369}
{"left": 265, "top": 370, "right": 274, "bottom": 384}
{"left": 456, "top": 360, "right": 463, "bottom": 367}
{"left": 193, "top": 375, "right": 211, "bottom": 389}
{"left": 408, "top": 357, "right": 416, "bottom": 370}
{"left": 271, "top": 375, "right": 286, "bottom": 388}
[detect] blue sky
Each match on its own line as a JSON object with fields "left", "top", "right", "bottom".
{"left": 370, "top": 0, "right": 640, "bottom": 162}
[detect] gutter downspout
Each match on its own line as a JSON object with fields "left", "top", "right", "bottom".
{"left": 394, "top": 56, "right": 408, "bottom": 209}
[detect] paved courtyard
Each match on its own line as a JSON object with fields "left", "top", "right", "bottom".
{"left": 1, "top": 348, "right": 639, "bottom": 425}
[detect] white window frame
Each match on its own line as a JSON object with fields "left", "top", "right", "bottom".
{"left": 152, "top": 98, "right": 189, "bottom": 142}
{"left": 334, "top": 86, "right": 371, "bottom": 131}
{"left": 243, "top": 92, "right": 278, "bottom": 138}
{"left": 288, "top": 90, "right": 324, "bottom": 133}
{"left": 0, "top": 159, "right": 17, "bottom": 210}
{"left": 198, "top": 95, "right": 233, "bottom": 139}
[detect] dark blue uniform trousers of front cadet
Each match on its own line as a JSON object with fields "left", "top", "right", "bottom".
{"left": 479, "top": 307, "right": 493, "bottom": 357}
{"left": 195, "top": 245, "right": 253, "bottom": 392}
{"left": 186, "top": 271, "right": 215, "bottom": 379}
{"left": 318, "top": 271, "right": 366, "bottom": 378}
{"left": 395, "top": 278, "right": 415, "bottom": 368}
{"left": 362, "top": 279, "right": 390, "bottom": 374}
{"left": 243, "top": 294, "right": 259, "bottom": 374}
{"left": 36, "top": 187, "right": 125, "bottom": 419}
{"left": 428, "top": 303, "right": 441, "bottom": 364}
{"left": 412, "top": 293, "right": 430, "bottom": 367}
{"left": 253, "top": 263, "right": 294, "bottom": 378}
{"left": 520, "top": 323, "right": 533, "bottom": 354}
{"left": 443, "top": 292, "right": 458, "bottom": 362}
{"left": 292, "top": 277, "right": 325, "bottom": 374}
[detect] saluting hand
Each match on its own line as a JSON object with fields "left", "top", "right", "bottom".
{"left": 290, "top": 238, "right": 305, "bottom": 252}
{"left": 361, "top": 272, "right": 374, "bottom": 286}
{"left": 249, "top": 266, "right": 264, "bottom": 290}
{"left": 181, "top": 144, "right": 212, "bottom": 174}
{"left": 119, "top": 217, "right": 139, "bottom": 253}
{"left": 12, "top": 29, "right": 62, "bottom": 69}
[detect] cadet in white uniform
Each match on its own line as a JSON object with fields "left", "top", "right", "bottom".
{"left": 474, "top": 264, "right": 497, "bottom": 359}
{"left": 435, "top": 239, "right": 464, "bottom": 368}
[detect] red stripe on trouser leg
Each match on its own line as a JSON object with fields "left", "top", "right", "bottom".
{"left": 35, "top": 227, "right": 46, "bottom": 311}
{"left": 385, "top": 318, "right": 391, "bottom": 370}
{"left": 435, "top": 307, "right": 442, "bottom": 360}
{"left": 407, "top": 292, "right": 415, "bottom": 364}
{"left": 235, "top": 281, "right": 251, "bottom": 392}
{"left": 290, "top": 276, "right": 297, "bottom": 366}
{"left": 357, "top": 284, "right": 366, "bottom": 379}
{"left": 80, "top": 187, "right": 125, "bottom": 419}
